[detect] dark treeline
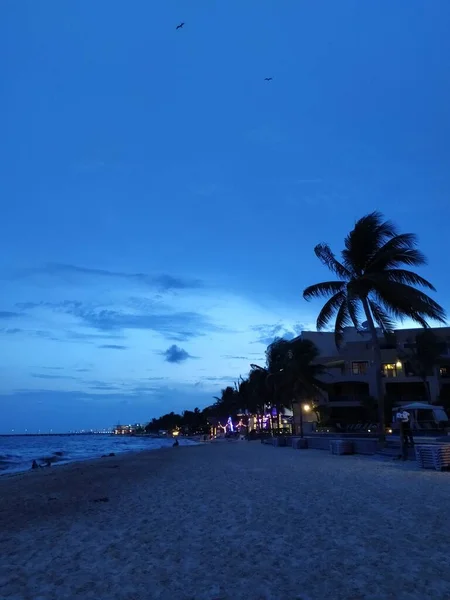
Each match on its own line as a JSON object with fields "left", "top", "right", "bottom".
{"left": 145, "top": 336, "right": 327, "bottom": 435}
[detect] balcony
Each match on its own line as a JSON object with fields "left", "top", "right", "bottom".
{"left": 327, "top": 395, "right": 365, "bottom": 407}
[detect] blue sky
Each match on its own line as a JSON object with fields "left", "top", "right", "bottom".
{"left": 1, "top": 0, "right": 450, "bottom": 432}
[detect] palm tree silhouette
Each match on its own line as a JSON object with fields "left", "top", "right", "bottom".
{"left": 303, "top": 211, "right": 446, "bottom": 440}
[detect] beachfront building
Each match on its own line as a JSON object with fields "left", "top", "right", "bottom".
{"left": 114, "top": 424, "right": 143, "bottom": 435}
{"left": 295, "top": 326, "right": 450, "bottom": 423}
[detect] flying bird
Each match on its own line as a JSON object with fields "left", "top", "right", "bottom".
{"left": 176, "top": 22, "right": 185, "bottom": 30}
{"left": 264, "top": 77, "right": 273, "bottom": 81}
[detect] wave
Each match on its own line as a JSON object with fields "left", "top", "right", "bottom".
{"left": 0, "top": 435, "right": 198, "bottom": 475}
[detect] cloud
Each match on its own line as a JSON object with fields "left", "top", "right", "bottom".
{"left": 251, "top": 322, "right": 305, "bottom": 345}
{"left": 86, "top": 381, "right": 124, "bottom": 391}
{"left": 65, "top": 330, "right": 123, "bottom": 341}
{"left": 200, "top": 376, "right": 235, "bottom": 382}
{"left": 0, "top": 311, "right": 21, "bottom": 319}
{"left": 222, "top": 355, "right": 249, "bottom": 360}
{"left": 31, "top": 373, "right": 78, "bottom": 381}
{"left": 98, "top": 344, "right": 128, "bottom": 350}
{"left": 10, "top": 264, "right": 204, "bottom": 291}
{"left": 16, "top": 301, "right": 220, "bottom": 341}
{"left": 161, "top": 345, "right": 194, "bottom": 364}
{"left": 0, "top": 328, "right": 22, "bottom": 334}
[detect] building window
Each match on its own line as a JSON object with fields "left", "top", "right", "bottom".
{"left": 352, "top": 361, "right": 368, "bottom": 375}
{"left": 440, "top": 367, "right": 449, "bottom": 377}
{"left": 382, "top": 363, "right": 397, "bottom": 378}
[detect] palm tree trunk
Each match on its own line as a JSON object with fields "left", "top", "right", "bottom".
{"left": 361, "top": 298, "right": 386, "bottom": 443}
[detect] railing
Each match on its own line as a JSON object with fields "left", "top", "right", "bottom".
{"left": 327, "top": 395, "right": 368, "bottom": 403}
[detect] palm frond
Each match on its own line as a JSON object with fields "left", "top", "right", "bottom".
{"left": 313, "top": 244, "right": 351, "bottom": 279}
{"left": 315, "top": 290, "right": 346, "bottom": 330}
{"left": 368, "top": 269, "right": 436, "bottom": 291}
{"left": 374, "top": 283, "right": 447, "bottom": 327}
{"left": 346, "top": 295, "right": 362, "bottom": 330}
{"left": 367, "top": 299, "right": 396, "bottom": 333}
{"left": 334, "top": 300, "right": 353, "bottom": 347}
{"left": 303, "top": 281, "right": 345, "bottom": 300}
{"left": 367, "top": 233, "right": 426, "bottom": 271}
{"left": 342, "top": 212, "right": 398, "bottom": 273}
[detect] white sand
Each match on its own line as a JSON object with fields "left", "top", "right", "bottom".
{"left": 1, "top": 442, "right": 450, "bottom": 600}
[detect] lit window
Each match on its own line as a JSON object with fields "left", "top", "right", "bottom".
{"left": 382, "top": 363, "right": 397, "bottom": 378}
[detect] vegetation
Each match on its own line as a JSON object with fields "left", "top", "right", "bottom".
{"left": 145, "top": 336, "right": 327, "bottom": 436}
{"left": 144, "top": 213, "right": 445, "bottom": 439}
{"left": 400, "top": 330, "right": 447, "bottom": 403}
{"left": 303, "top": 211, "right": 446, "bottom": 440}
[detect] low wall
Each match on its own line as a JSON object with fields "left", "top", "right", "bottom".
{"left": 275, "top": 435, "right": 380, "bottom": 455}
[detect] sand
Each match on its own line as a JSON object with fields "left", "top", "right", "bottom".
{"left": 1, "top": 441, "right": 450, "bottom": 600}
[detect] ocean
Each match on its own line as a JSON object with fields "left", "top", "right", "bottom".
{"left": 0, "top": 434, "right": 198, "bottom": 475}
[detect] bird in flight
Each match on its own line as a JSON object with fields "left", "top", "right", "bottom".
{"left": 176, "top": 22, "right": 185, "bottom": 30}
{"left": 264, "top": 77, "right": 273, "bottom": 81}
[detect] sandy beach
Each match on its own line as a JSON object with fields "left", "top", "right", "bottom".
{"left": 1, "top": 441, "right": 450, "bottom": 600}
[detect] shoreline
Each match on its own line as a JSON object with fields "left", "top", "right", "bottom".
{"left": 0, "top": 435, "right": 202, "bottom": 478}
{"left": 0, "top": 442, "right": 200, "bottom": 481}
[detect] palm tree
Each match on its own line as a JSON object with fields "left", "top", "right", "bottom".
{"left": 283, "top": 337, "right": 328, "bottom": 435}
{"left": 247, "top": 367, "right": 271, "bottom": 431}
{"left": 303, "top": 211, "right": 446, "bottom": 440}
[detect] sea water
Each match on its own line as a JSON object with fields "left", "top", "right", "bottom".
{"left": 0, "top": 434, "right": 197, "bottom": 475}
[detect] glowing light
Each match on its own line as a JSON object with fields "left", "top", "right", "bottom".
{"left": 172, "top": 430, "right": 180, "bottom": 437}
{"left": 387, "top": 428, "right": 393, "bottom": 434}
{"left": 227, "top": 416, "right": 234, "bottom": 432}
{"left": 303, "top": 404, "right": 311, "bottom": 412}
{"left": 395, "top": 361, "right": 402, "bottom": 368}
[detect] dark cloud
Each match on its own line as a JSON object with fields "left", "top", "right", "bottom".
{"left": 31, "top": 373, "right": 78, "bottom": 380}
{"left": 17, "top": 300, "right": 219, "bottom": 341}
{"left": 87, "top": 382, "right": 124, "bottom": 391}
{"left": 161, "top": 345, "right": 193, "bottom": 364}
{"left": 65, "top": 330, "right": 123, "bottom": 341}
{"left": 0, "top": 328, "right": 22, "bottom": 334}
{"left": 98, "top": 344, "right": 128, "bottom": 350}
{"left": 11, "top": 263, "right": 204, "bottom": 291}
{"left": 0, "top": 311, "right": 21, "bottom": 319}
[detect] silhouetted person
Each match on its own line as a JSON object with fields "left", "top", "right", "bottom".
{"left": 31, "top": 460, "right": 39, "bottom": 470}
{"left": 396, "top": 409, "right": 414, "bottom": 460}
{"left": 173, "top": 438, "right": 179, "bottom": 447}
